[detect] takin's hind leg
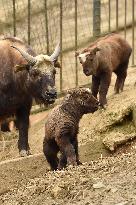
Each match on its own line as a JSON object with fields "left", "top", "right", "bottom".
{"left": 119, "top": 70, "right": 127, "bottom": 92}
{"left": 43, "top": 139, "right": 59, "bottom": 171}
{"left": 114, "top": 62, "right": 128, "bottom": 94}
{"left": 114, "top": 75, "right": 121, "bottom": 94}
{"left": 114, "top": 71, "right": 127, "bottom": 94}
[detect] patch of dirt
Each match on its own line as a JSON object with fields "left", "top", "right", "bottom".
{"left": 0, "top": 67, "right": 136, "bottom": 204}
{"left": 1, "top": 149, "right": 136, "bottom": 205}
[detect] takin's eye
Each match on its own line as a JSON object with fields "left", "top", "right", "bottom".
{"left": 86, "top": 55, "right": 93, "bottom": 62}
{"left": 86, "top": 56, "right": 93, "bottom": 62}
{"left": 79, "top": 57, "right": 83, "bottom": 64}
{"left": 83, "top": 94, "right": 91, "bottom": 100}
{"left": 79, "top": 61, "right": 82, "bottom": 64}
{"left": 29, "top": 69, "right": 40, "bottom": 77}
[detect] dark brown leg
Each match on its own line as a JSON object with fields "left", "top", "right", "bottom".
{"left": 16, "top": 105, "right": 31, "bottom": 157}
{"left": 120, "top": 70, "right": 127, "bottom": 92}
{"left": 99, "top": 72, "right": 112, "bottom": 107}
{"left": 57, "top": 135, "right": 77, "bottom": 167}
{"left": 114, "top": 61, "right": 128, "bottom": 94}
{"left": 114, "top": 75, "right": 121, "bottom": 94}
{"left": 58, "top": 154, "right": 67, "bottom": 170}
{"left": 91, "top": 75, "right": 100, "bottom": 99}
{"left": 72, "top": 138, "right": 82, "bottom": 165}
{"left": 43, "top": 139, "right": 59, "bottom": 171}
{"left": 114, "top": 71, "right": 127, "bottom": 94}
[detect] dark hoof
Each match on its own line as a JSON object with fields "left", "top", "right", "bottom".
{"left": 99, "top": 104, "right": 107, "bottom": 110}
{"left": 77, "top": 160, "right": 82, "bottom": 165}
{"left": 67, "top": 161, "right": 77, "bottom": 167}
{"left": 26, "top": 150, "right": 32, "bottom": 156}
{"left": 114, "top": 91, "right": 119, "bottom": 95}
{"left": 58, "top": 162, "right": 67, "bottom": 170}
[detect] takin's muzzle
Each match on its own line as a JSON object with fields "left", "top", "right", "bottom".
{"left": 43, "top": 87, "right": 57, "bottom": 104}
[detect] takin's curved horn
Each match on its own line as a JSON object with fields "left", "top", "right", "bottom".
{"left": 11, "top": 45, "right": 37, "bottom": 66}
{"left": 50, "top": 42, "right": 60, "bottom": 62}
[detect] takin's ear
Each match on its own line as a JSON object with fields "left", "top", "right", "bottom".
{"left": 67, "top": 89, "right": 73, "bottom": 95}
{"left": 14, "top": 64, "right": 29, "bottom": 73}
{"left": 54, "top": 60, "right": 61, "bottom": 68}
{"left": 67, "top": 88, "right": 77, "bottom": 96}
{"left": 75, "top": 51, "right": 80, "bottom": 57}
{"left": 92, "top": 47, "right": 101, "bottom": 55}
{"left": 67, "top": 88, "right": 81, "bottom": 98}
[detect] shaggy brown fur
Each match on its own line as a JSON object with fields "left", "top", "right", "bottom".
{"left": 77, "top": 33, "right": 132, "bottom": 107}
{"left": 43, "top": 88, "right": 99, "bottom": 170}
{"left": 0, "top": 36, "right": 59, "bottom": 156}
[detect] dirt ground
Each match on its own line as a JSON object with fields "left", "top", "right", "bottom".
{"left": 1, "top": 67, "right": 136, "bottom": 204}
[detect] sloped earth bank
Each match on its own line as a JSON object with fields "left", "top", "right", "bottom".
{"left": 1, "top": 151, "right": 136, "bottom": 205}
{"left": 1, "top": 67, "right": 136, "bottom": 204}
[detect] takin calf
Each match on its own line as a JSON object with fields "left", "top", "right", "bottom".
{"left": 43, "top": 88, "right": 99, "bottom": 170}
{"left": 0, "top": 117, "right": 17, "bottom": 132}
{"left": 76, "top": 33, "right": 132, "bottom": 107}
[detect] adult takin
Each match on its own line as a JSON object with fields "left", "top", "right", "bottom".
{"left": 43, "top": 88, "right": 99, "bottom": 171}
{"left": 0, "top": 36, "right": 60, "bottom": 156}
{"left": 76, "top": 33, "right": 132, "bottom": 107}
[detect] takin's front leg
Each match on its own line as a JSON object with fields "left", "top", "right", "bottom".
{"left": 16, "top": 105, "right": 31, "bottom": 157}
{"left": 72, "top": 137, "right": 82, "bottom": 165}
{"left": 57, "top": 135, "right": 77, "bottom": 168}
{"left": 58, "top": 153, "right": 67, "bottom": 170}
{"left": 91, "top": 75, "right": 100, "bottom": 99}
{"left": 58, "top": 137, "right": 82, "bottom": 170}
{"left": 99, "top": 72, "right": 112, "bottom": 107}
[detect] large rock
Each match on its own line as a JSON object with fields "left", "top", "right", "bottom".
{"left": 79, "top": 96, "right": 136, "bottom": 158}
{"left": 103, "top": 132, "right": 136, "bottom": 151}
{"left": 102, "top": 104, "right": 136, "bottom": 151}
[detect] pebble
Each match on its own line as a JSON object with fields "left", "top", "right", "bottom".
{"left": 93, "top": 182, "right": 105, "bottom": 189}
